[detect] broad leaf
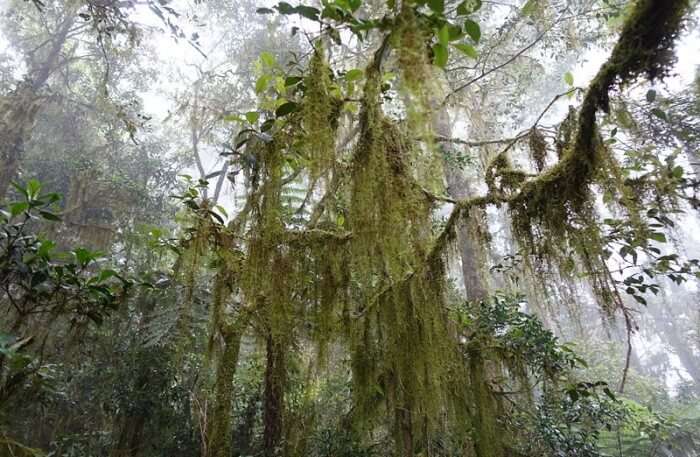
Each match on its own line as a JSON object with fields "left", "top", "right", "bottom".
{"left": 453, "top": 43, "right": 478, "bottom": 59}
{"left": 433, "top": 43, "right": 448, "bottom": 68}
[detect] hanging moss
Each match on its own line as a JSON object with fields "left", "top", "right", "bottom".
{"left": 348, "top": 257, "right": 458, "bottom": 454}
{"left": 174, "top": 2, "right": 693, "bottom": 454}
{"left": 485, "top": 152, "right": 528, "bottom": 195}
{"left": 342, "top": 68, "right": 484, "bottom": 452}
{"left": 503, "top": 0, "right": 689, "bottom": 311}
{"left": 348, "top": 71, "right": 432, "bottom": 284}
{"left": 528, "top": 127, "right": 547, "bottom": 172}
{"left": 392, "top": 7, "right": 430, "bottom": 96}
{"left": 302, "top": 45, "right": 341, "bottom": 178}
{"left": 554, "top": 106, "right": 577, "bottom": 159}
{"left": 468, "top": 341, "right": 503, "bottom": 457}
{"left": 511, "top": 0, "right": 689, "bottom": 231}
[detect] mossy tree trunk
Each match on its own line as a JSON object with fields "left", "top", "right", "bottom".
{"left": 468, "top": 345, "right": 502, "bottom": 457}
{"left": 208, "top": 324, "right": 244, "bottom": 457}
{"left": 262, "top": 332, "right": 286, "bottom": 457}
{"left": 0, "top": 14, "right": 73, "bottom": 200}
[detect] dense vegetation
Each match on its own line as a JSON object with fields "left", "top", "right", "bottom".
{"left": 1, "top": 0, "right": 700, "bottom": 456}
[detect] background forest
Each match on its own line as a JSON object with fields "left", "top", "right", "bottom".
{"left": 1, "top": 0, "right": 700, "bottom": 456}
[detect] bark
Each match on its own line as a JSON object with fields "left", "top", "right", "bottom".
{"left": 111, "top": 414, "right": 147, "bottom": 457}
{"left": 395, "top": 405, "right": 414, "bottom": 457}
{"left": 262, "top": 333, "right": 286, "bottom": 457}
{"left": 209, "top": 326, "right": 244, "bottom": 457}
{"left": 468, "top": 346, "right": 502, "bottom": 457}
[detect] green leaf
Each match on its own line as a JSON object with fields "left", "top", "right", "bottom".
{"left": 260, "top": 119, "right": 275, "bottom": 132}
{"left": 428, "top": 0, "right": 444, "bottom": 14}
{"left": 453, "top": 43, "right": 478, "bottom": 59}
{"left": 651, "top": 108, "right": 667, "bottom": 121}
{"left": 277, "top": 2, "right": 295, "bottom": 14}
{"left": 37, "top": 240, "right": 55, "bottom": 258}
{"left": 456, "top": 0, "right": 482, "bottom": 15}
{"left": 296, "top": 5, "right": 320, "bottom": 20}
{"left": 44, "top": 192, "right": 60, "bottom": 204}
{"left": 521, "top": 0, "right": 537, "bottom": 16}
{"left": 322, "top": 5, "right": 343, "bottom": 20}
{"left": 260, "top": 51, "right": 276, "bottom": 68}
{"left": 215, "top": 205, "right": 228, "bottom": 218}
{"left": 255, "top": 75, "right": 271, "bottom": 94}
{"left": 245, "top": 111, "right": 260, "bottom": 124}
{"left": 646, "top": 89, "right": 656, "bottom": 103}
{"left": 649, "top": 232, "right": 667, "bottom": 243}
{"left": 464, "top": 19, "right": 480, "bottom": 43}
{"left": 448, "top": 23, "right": 463, "bottom": 41}
{"left": 39, "top": 210, "right": 61, "bottom": 221}
{"left": 603, "top": 387, "right": 617, "bottom": 401}
{"left": 97, "top": 269, "right": 117, "bottom": 282}
{"left": 208, "top": 209, "right": 225, "bottom": 224}
{"left": 633, "top": 295, "right": 647, "bottom": 306}
{"left": 564, "top": 71, "right": 574, "bottom": 86}
{"left": 73, "top": 247, "right": 95, "bottom": 267}
{"left": 345, "top": 69, "right": 364, "bottom": 81}
{"left": 437, "top": 24, "right": 450, "bottom": 46}
{"left": 285, "top": 76, "right": 303, "bottom": 87}
{"left": 11, "top": 182, "right": 28, "bottom": 197}
{"left": 27, "top": 179, "right": 41, "bottom": 200}
{"left": 256, "top": 7, "right": 274, "bottom": 14}
{"left": 347, "top": 0, "right": 361, "bottom": 12}
{"left": 433, "top": 43, "right": 449, "bottom": 68}
{"left": 10, "top": 202, "right": 28, "bottom": 217}
{"left": 275, "top": 101, "right": 300, "bottom": 117}
{"left": 672, "top": 165, "right": 684, "bottom": 179}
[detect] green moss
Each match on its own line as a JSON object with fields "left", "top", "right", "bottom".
{"left": 392, "top": 7, "right": 430, "bottom": 96}
{"left": 174, "top": 1, "right": 693, "bottom": 454}
{"left": 209, "top": 327, "right": 243, "bottom": 457}
{"left": 468, "top": 341, "right": 503, "bottom": 457}
{"left": 529, "top": 127, "right": 547, "bottom": 172}
{"left": 502, "top": 0, "right": 689, "bottom": 312}
{"left": 302, "top": 45, "right": 340, "bottom": 178}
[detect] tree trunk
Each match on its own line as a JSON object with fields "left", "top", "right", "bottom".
{"left": 0, "top": 13, "right": 74, "bottom": 199}
{"left": 433, "top": 108, "right": 489, "bottom": 302}
{"left": 0, "top": 88, "right": 41, "bottom": 199}
{"left": 431, "top": 84, "right": 501, "bottom": 456}
{"left": 262, "top": 333, "right": 286, "bottom": 457}
{"left": 209, "top": 326, "right": 244, "bottom": 457}
{"left": 468, "top": 346, "right": 502, "bottom": 457}
{"left": 111, "top": 414, "right": 147, "bottom": 457}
